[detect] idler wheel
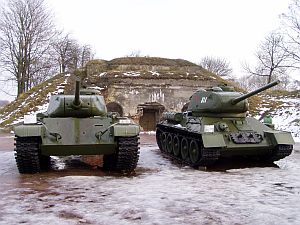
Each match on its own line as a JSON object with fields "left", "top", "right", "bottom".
{"left": 156, "top": 129, "right": 163, "bottom": 150}
{"left": 173, "top": 135, "right": 180, "bottom": 156}
{"left": 181, "top": 137, "right": 189, "bottom": 160}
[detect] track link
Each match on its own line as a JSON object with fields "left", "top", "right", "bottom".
{"left": 14, "top": 136, "right": 48, "bottom": 174}
{"left": 103, "top": 136, "right": 140, "bottom": 173}
{"left": 268, "top": 144, "right": 293, "bottom": 162}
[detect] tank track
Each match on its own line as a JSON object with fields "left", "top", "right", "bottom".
{"left": 156, "top": 125, "right": 220, "bottom": 168}
{"left": 267, "top": 144, "right": 293, "bottom": 162}
{"left": 14, "top": 136, "right": 50, "bottom": 174}
{"left": 103, "top": 136, "right": 140, "bottom": 173}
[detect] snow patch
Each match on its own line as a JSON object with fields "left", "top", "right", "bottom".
{"left": 259, "top": 96, "right": 300, "bottom": 142}
{"left": 150, "top": 71, "right": 160, "bottom": 76}
{"left": 123, "top": 71, "right": 140, "bottom": 77}
{"left": 1, "top": 74, "right": 69, "bottom": 126}
{"left": 99, "top": 72, "right": 107, "bottom": 77}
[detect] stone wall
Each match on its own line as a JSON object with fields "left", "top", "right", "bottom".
{"left": 84, "top": 57, "right": 222, "bottom": 130}
{"left": 105, "top": 79, "right": 216, "bottom": 116}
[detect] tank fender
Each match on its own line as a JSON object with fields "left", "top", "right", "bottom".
{"left": 264, "top": 131, "right": 295, "bottom": 145}
{"left": 113, "top": 124, "right": 140, "bottom": 137}
{"left": 202, "top": 133, "right": 226, "bottom": 148}
{"left": 14, "top": 124, "right": 45, "bottom": 137}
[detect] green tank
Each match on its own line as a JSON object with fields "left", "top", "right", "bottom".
{"left": 14, "top": 78, "right": 140, "bottom": 173}
{"left": 156, "top": 80, "right": 294, "bottom": 167}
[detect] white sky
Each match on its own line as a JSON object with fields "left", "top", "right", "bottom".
{"left": 0, "top": 0, "right": 293, "bottom": 100}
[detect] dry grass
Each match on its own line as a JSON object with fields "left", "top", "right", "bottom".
{"left": 0, "top": 73, "right": 66, "bottom": 129}
{"left": 109, "top": 57, "right": 197, "bottom": 67}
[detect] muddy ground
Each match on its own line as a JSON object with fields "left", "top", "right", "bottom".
{"left": 0, "top": 133, "right": 300, "bottom": 225}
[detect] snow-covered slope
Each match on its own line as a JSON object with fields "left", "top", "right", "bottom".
{"left": 257, "top": 94, "right": 300, "bottom": 142}
{"left": 0, "top": 74, "right": 69, "bottom": 129}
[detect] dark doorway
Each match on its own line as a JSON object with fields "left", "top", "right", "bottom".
{"left": 137, "top": 102, "right": 165, "bottom": 131}
{"left": 106, "top": 102, "right": 123, "bottom": 116}
{"left": 181, "top": 102, "right": 190, "bottom": 112}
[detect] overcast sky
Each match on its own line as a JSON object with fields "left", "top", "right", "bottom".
{"left": 0, "top": 0, "right": 293, "bottom": 100}
{"left": 49, "top": 0, "right": 291, "bottom": 72}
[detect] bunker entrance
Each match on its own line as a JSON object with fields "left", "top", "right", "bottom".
{"left": 106, "top": 102, "right": 123, "bottom": 116}
{"left": 137, "top": 102, "right": 165, "bottom": 131}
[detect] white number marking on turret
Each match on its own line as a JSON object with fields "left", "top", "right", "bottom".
{"left": 201, "top": 97, "right": 208, "bottom": 103}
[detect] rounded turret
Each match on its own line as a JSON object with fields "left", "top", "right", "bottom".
{"left": 47, "top": 78, "right": 107, "bottom": 118}
{"left": 188, "top": 80, "right": 280, "bottom": 118}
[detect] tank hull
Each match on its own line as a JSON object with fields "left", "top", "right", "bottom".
{"left": 14, "top": 117, "right": 140, "bottom": 173}
{"left": 156, "top": 116, "right": 294, "bottom": 167}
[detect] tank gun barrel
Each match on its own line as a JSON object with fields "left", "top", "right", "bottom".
{"left": 231, "top": 80, "right": 280, "bottom": 105}
{"left": 72, "top": 77, "right": 81, "bottom": 107}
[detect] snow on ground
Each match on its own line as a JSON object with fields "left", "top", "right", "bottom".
{"left": 0, "top": 137, "right": 300, "bottom": 225}
{"left": 150, "top": 71, "right": 160, "bottom": 76}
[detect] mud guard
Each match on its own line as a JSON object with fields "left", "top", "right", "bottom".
{"left": 264, "top": 131, "right": 295, "bottom": 145}
{"left": 113, "top": 124, "right": 140, "bottom": 137}
{"left": 202, "top": 133, "right": 226, "bottom": 148}
{"left": 14, "top": 124, "right": 45, "bottom": 137}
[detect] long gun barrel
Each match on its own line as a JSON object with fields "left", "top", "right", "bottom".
{"left": 231, "top": 80, "right": 280, "bottom": 105}
{"left": 72, "top": 77, "right": 81, "bottom": 108}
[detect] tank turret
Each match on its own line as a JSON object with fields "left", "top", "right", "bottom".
{"left": 188, "top": 80, "right": 280, "bottom": 117}
{"left": 156, "top": 79, "right": 294, "bottom": 168}
{"left": 47, "top": 77, "right": 107, "bottom": 117}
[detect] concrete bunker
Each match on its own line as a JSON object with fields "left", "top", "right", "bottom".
{"left": 137, "top": 102, "right": 165, "bottom": 131}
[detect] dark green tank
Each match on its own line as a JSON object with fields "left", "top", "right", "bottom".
{"left": 156, "top": 80, "right": 294, "bottom": 167}
{"left": 14, "top": 77, "right": 140, "bottom": 174}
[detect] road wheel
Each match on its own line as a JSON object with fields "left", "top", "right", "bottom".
{"left": 189, "top": 140, "right": 201, "bottom": 164}
{"left": 173, "top": 135, "right": 180, "bottom": 156}
{"left": 161, "top": 132, "right": 168, "bottom": 152}
{"left": 166, "top": 133, "right": 173, "bottom": 154}
{"left": 181, "top": 137, "right": 189, "bottom": 160}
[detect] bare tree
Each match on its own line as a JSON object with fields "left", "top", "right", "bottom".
{"left": 236, "top": 75, "right": 266, "bottom": 91}
{"left": 80, "top": 44, "right": 93, "bottom": 68}
{"left": 51, "top": 33, "right": 74, "bottom": 73}
{"left": 52, "top": 34, "right": 94, "bottom": 73}
{"left": 243, "top": 32, "right": 292, "bottom": 84}
{"left": 128, "top": 50, "right": 142, "bottom": 57}
{"left": 199, "top": 56, "right": 233, "bottom": 77}
{"left": 280, "top": 0, "right": 300, "bottom": 71}
{"left": 0, "top": 0, "right": 57, "bottom": 96}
